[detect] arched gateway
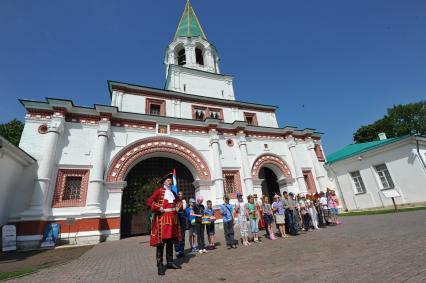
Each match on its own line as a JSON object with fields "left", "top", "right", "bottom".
{"left": 251, "top": 154, "right": 293, "bottom": 200}
{"left": 105, "top": 137, "right": 211, "bottom": 238}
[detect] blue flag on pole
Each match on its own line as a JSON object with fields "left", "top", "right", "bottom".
{"left": 171, "top": 169, "right": 178, "bottom": 194}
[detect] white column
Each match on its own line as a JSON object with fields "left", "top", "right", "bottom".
{"left": 237, "top": 132, "right": 254, "bottom": 196}
{"left": 287, "top": 136, "right": 307, "bottom": 193}
{"left": 23, "top": 113, "right": 65, "bottom": 217}
{"left": 306, "top": 138, "right": 327, "bottom": 191}
{"left": 85, "top": 120, "right": 110, "bottom": 215}
{"left": 209, "top": 129, "right": 225, "bottom": 204}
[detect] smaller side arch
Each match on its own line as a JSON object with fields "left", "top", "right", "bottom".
{"left": 251, "top": 154, "right": 293, "bottom": 181}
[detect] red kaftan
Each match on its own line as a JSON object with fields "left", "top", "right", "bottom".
{"left": 146, "top": 187, "right": 182, "bottom": 247}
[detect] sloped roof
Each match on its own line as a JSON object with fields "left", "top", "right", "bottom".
{"left": 174, "top": 0, "right": 207, "bottom": 40}
{"left": 326, "top": 135, "right": 409, "bottom": 164}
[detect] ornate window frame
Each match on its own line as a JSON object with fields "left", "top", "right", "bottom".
{"left": 222, "top": 170, "right": 242, "bottom": 199}
{"left": 146, "top": 98, "right": 166, "bottom": 116}
{"left": 52, "top": 169, "right": 90, "bottom": 208}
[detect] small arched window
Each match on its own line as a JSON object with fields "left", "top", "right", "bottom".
{"left": 195, "top": 48, "right": 204, "bottom": 65}
{"left": 177, "top": 48, "right": 186, "bottom": 65}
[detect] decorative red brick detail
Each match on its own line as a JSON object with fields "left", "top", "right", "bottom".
{"left": 66, "top": 113, "right": 100, "bottom": 125}
{"left": 303, "top": 170, "right": 317, "bottom": 193}
{"left": 251, "top": 154, "right": 293, "bottom": 180}
{"left": 12, "top": 217, "right": 120, "bottom": 236}
{"left": 38, "top": 124, "right": 48, "bottom": 134}
{"left": 145, "top": 98, "right": 166, "bottom": 116}
{"left": 243, "top": 112, "right": 258, "bottom": 126}
{"left": 106, "top": 137, "right": 211, "bottom": 182}
{"left": 170, "top": 124, "right": 208, "bottom": 134}
{"left": 27, "top": 110, "right": 53, "bottom": 120}
{"left": 110, "top": 118, "right": 156, "bottom": 129}
{"left": 226, "top": 139, "right": 234, "bottom": 147}
{"left": 52, "top": 169, "right": 90, "bottom": 208}
{"left": 315, "top": 144, "right": 325, "bottom": 162}
{"left": 223, "top": 170, "right": 242, "bottom": 199}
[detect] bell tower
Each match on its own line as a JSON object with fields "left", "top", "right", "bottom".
{"left": 164, "top": 0, "right": 235, "bottom": 100}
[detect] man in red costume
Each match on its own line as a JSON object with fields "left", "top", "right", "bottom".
{"left": 147, "top": 173, "right": 182, "bottom": 275}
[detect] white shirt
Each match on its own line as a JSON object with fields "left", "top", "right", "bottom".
{"left": 163, "top": 185, "right": 175, "bottom": 203}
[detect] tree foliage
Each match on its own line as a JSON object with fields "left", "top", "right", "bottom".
{"left": 353, "top": 101, "right": 426, "bottom": 143}
{"left": 0, "top": 119, "right": 24, "bottom": 146}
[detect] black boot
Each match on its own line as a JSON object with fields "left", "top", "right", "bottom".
{"left": 167, "top": 262, "right": 182, "bottom": 269}
{"left": 165, "top": 240, "right": 181, "bottom": 269}
{"left": 156, "top": 244, "right": 165, "bottom": 276}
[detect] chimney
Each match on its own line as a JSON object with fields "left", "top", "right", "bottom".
{"left": 378, "top": 133, "right": 387, "bottom": 140}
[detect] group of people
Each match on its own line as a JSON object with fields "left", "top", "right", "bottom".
{"left": 147, "top": 172, "right": 341, "bottom": 276}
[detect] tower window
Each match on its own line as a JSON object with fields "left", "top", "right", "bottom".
{"left": 177, "top": 48, "right": 186, "bottom": 65}
{"left": 244, "top": 112, "right": 258, "bottom": 126}
{"left": 146, "top": 98, "right": 166, "bottom": 116}
{"left": 150, "top": 104, "right": 161, "bottom": 115}
{"left": 195, "top": 48, "right": 204, "bottom": 65}
{"left": 194, "top": 108, "right": 205, "bottom": 120}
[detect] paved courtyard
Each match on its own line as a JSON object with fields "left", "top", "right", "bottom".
{"left": 8, "top": 210, "right": 426, "bottom": 282}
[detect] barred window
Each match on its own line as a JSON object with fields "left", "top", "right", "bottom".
{"left": 62, "top": 176, "right": 82, "bottom": 200}
{"left": 224, "top": 175, "right": 236, "bottom": 194}
{"left": 350, "top": 171, "right": 366, "bottom": 194}
{"left": 52, "top": 169, "right": 89, "bottom": 208}
{"left": 222, "top": 170, "right": 242, "bottom": 198}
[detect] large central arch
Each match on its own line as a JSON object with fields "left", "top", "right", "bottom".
{"left": 106, "top": 136, "right": 211, "bottom": 182}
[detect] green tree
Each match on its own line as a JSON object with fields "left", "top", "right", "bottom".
{"left": 354, "top": 101, "right": 426, "bottom": 143}
{"left": 0, "top": 119, "right": 24, "bottom": 146}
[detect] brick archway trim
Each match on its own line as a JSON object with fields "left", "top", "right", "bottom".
{"left": 251, "top": 154, "right": 293, "bottom": 180}
{"left": 106, "top": 137, "right": 211, "bottom": 182}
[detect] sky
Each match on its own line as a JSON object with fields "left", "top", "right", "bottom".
{"left": 0, "top": 0, "right": 425, "bottom": 154}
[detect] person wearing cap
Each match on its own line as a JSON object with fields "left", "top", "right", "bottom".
{"left": 235, "top": 192, "right": 251, "bottom": 246}
{"left": 272, "top": 194, "right": 287, "bottom": 238}
{"left": 185, "top": 198, "right": 198, "bottom": 254}
{"left": 220, "top": 195, "right": 237, "bottom": 249}
{"left": 297, "top": 193, "right": 311, "bottom": 232}
{"left": 193, "top": 196, "right": 208, "bottom": 254}
{"left": 146, "top": 173, "right": 182, "bottom": 275}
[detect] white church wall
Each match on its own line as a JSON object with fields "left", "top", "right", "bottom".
{"left": 120, "top": 93, "right": 146, "bottom": 114}
{"left": 19, "top": 120, "right": 49, "bottom": 160}
{"left": 170, "top": 70, "right": 234, "bottom": 100}
{"left": 58, "top": 123, "right": 97, "bottom": 165}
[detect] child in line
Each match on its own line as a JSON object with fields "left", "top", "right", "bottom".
{"left": 262, "top": 196, "right": 276, "bottom": 240}
{"left": 246, "top": 195, "right": 260, "bottom": 243}
{"left": 205, "top": 200, "right": 216, "bottom": 250}
{"left": 185, "top": 198, "right": 197, "bottom": 253}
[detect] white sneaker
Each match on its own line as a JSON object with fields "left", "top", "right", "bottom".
{"left": 203, "top": 249, "right": 208, "bottom": 253}
{"left": 199, "top": 250, "right": 204, "bottom": 254}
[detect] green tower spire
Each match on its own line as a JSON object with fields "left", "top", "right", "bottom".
{"left": 174, "top": 0, "right": 207, "bottom": 40}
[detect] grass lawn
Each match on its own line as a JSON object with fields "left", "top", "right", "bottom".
{"left": 340, "top": 206, "right": 426, "bottom": 216}
{"left": 0, "top": 265, "right": 46, "bottom": 281}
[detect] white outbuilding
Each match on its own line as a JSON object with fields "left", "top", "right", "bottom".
{"left": 325, "top": 134, "right": 426, "bottom": 211}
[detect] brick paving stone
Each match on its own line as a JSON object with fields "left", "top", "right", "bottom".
{"left": 7, "top": 210, "right": 426, "bottom": 283}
